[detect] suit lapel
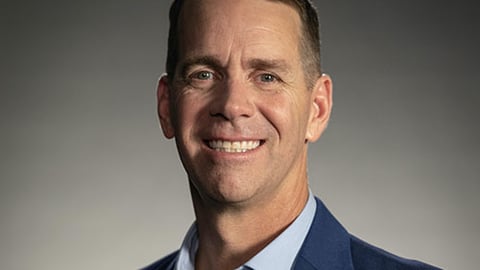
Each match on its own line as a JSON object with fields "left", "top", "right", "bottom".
{"left": 293, "top": 198, "right": 355, "bottom": 270}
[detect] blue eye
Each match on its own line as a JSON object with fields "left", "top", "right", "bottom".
{"left": 194, "top": 71, "right": 214, "bottom": 80}
{"left": 259, "top": 73, "right": 277, "bottom": 82}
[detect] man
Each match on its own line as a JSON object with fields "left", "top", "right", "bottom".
{"left": 144, "top": 0, "right": 440, "bottom": 269}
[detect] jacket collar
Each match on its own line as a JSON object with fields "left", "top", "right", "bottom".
{"left": 294, "top": 198, "right": 355, "bottom": 270}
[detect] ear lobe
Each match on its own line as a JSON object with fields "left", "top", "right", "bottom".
{"left": 306, "top": 74, "right": 333, "bottom": 142}
{"left": 157, "top": 75, "right": 175, "bottom": 139}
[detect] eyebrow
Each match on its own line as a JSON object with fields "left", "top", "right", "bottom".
{"left": 179, "top": 56, "right": 224, "bottom": 78}
{"left": 178, "top": 56, "right": 292, "bottom": 78}
{"left": 247, "top": 58, "right": 291, "bottom": 73}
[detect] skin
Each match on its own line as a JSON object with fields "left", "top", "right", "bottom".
{"left": 157, "top": 0, "right": 332, "bottom": 269}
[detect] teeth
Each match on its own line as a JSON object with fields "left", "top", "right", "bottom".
{"left": 208, "top": 140, "right": 261, "bottom": 153}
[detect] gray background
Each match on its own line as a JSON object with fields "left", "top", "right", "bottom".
{"left": 1, "top": 0, "right": 478, "bottom": 269}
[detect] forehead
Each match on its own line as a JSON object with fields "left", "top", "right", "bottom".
{"left": 176, "top": 0, "right": 302, "bottom": 62}
{"left": 178, "top": 0, "right": 300, "bottom": 25}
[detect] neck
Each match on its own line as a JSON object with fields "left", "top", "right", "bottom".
{"left": 190, "top": 179, "right": 309, "bottom": 270}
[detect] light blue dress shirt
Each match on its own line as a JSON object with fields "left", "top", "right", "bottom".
{"left": 174, "top": 191, "right": 317, "bottom": 270}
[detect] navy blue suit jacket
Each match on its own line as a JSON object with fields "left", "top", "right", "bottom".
{"left": 142, "top": 198, "right": 441, "bottom": 269}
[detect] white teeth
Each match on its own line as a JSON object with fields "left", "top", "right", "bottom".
{"left": 208, "top": 140, "right": 261, "bottom": 153}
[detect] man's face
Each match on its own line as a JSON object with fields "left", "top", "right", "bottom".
{"left": 159, "top": 0, "right": 331, "bottom": 206}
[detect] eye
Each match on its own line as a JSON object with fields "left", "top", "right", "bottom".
{"left": 192, "top": 70, "right": 214, "bottom": 80}
{"left": 259, "top": 73, "right": 277, "bottom": 83}
{"left": 185, "top": 70, "right": 217, "bottom": 89}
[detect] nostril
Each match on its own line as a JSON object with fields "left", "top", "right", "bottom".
{"left": 209, "top": 112, "right": 230, "bottom": 121}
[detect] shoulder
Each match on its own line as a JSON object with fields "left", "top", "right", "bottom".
{"left": 299, "top": 197, "right": 441, "bottom": 270}
{"left": 349, "top": 235, "right": 441, "bottom": 270}
{"left": 140, "top": 251, "right": 178, "bottom": 270}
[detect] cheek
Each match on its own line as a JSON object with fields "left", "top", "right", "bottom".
{"left": 260, "top": 93, "right": 310, "bottom": 139}
{"left": 173, "top": 96, "right": 207, "bottom": 164}
{"left": 174, "top": 94, "right": 208, "bottom": 131}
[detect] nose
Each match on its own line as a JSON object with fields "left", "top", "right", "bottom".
{"left": 209, "top": 79, "right": 255, "bottom": 121}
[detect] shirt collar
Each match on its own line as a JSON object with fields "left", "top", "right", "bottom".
{"left": 174, "top": 223, "right": 198, "bottom": 270}
{"left": 175, "top": 191, "right": 316, "bottom": 270}
{"left": 242, "top": 191, "right": 316, "bottom": 270}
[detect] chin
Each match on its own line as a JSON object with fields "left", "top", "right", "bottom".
{"left": 193, "top": 175, "right": 260, "bottom": 205}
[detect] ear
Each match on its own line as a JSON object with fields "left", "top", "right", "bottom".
{"left": 305, "top": 74, "right": 333, "bottom": 142}
{"left": 157, "top": 75, "right": 175, "bottom": 139}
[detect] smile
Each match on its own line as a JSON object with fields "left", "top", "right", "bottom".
{"left": 207, "top": 140, "right": 261, "bottom": 153}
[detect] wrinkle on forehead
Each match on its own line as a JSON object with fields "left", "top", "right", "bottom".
{"left": 177, "top": 0, "right": 301, "bottom": 53}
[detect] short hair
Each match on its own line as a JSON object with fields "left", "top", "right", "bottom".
{"left": 166, "top": 0, "right": 322, "bottom": 88}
